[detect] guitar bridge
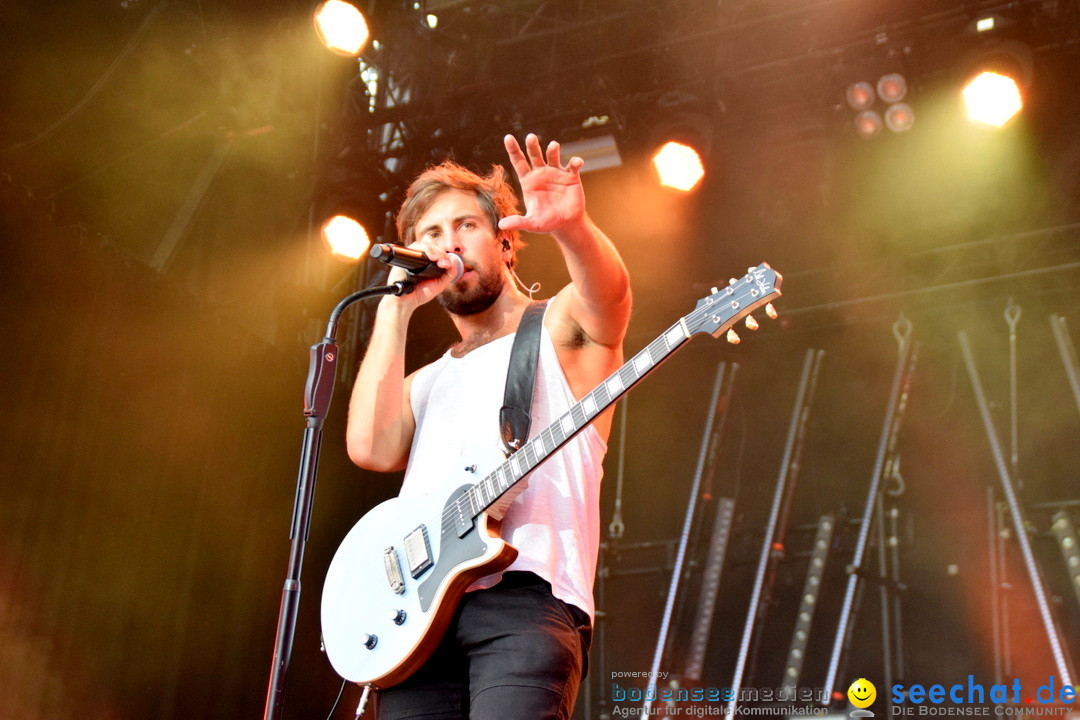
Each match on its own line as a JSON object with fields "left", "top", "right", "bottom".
{"left": 403, "top": 525, "right": 433, "bottom": 579}
{"left": 383, "top": 547, "right": 406, "bottom": 594}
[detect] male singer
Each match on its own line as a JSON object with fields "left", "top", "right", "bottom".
{"left": 346, "top": 133, "right": 631, "bottom": 719}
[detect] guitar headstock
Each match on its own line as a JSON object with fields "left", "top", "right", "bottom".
{"left": 687, "top": 263, "right": 782, "bottom": 341}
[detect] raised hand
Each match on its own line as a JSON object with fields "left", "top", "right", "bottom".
{"left": 499, "top": 133, "right": 587, "bottom": 236}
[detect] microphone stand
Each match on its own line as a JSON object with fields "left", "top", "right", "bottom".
{"left": 263, "top": 278, "right": 417, "bottom": 720}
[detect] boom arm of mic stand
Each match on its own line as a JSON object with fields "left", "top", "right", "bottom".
{"left": 264, "top": 279, "right": 414, "bottom": 720}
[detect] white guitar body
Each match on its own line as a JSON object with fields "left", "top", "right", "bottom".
{"left": 321, "top": 457, "right": 518, "bottom": 687}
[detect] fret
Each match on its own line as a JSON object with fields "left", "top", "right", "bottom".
{"left": 649, "top": 338, "right": 666, "bottom": 364}
{"left": 582, "top": 392, "right": 599, "bottom": 417}
{"left": 571, "top": 403, "right": 588, "bottom": 428}
{"left": 605, "top": 373, "right": 624, "bottom": 397}
{"left": 664, "top": 325, "right": 684, "bottom": 348}
{"left": 480, "top": 477, "right": 493, "bottom": 505}
{"left": 523, "top": 443, "right": 537, "bottom": 469}
{"left": 560, "top": 413, "right": 575, "bottom": 437}
{"left": 634, "top": 350, "right": 652, "bottom": 375}
{"left": 541, "top": 427, "right": 559, "bottom": 452}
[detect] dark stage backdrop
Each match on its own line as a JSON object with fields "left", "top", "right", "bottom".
{"left": 0, "top": 181, "right": 376, "bottom": 719}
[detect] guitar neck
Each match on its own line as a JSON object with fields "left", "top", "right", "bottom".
{"left": 466, "top": 320, "right": 694, "bottom": 518}
{"left": 455, "top": 262, "right": 781, "bottom": 522}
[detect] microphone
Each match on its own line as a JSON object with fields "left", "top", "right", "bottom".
{"left": 370, "top": 244, "right": 464, "bottom": 282}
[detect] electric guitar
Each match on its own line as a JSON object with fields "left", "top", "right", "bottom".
{"left": 320, "top": 263, "right": 782, "bottom": 687}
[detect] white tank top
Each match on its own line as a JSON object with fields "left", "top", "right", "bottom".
{"left": 401, "top": 315, "right": 607, "bottom": 620}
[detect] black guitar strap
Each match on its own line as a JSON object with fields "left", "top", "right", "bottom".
{"left": 500, "top": 300, "right": 548, "bottom": 456}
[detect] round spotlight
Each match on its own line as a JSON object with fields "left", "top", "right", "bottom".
{"left": 314, "top": 0, "right": 370, "bottom": 57}
{"left": 962, "top": 71, "right": 1023, "bottom": 127}
{"left": 854, "top": 110, "right": 883, "bottom": 138}
{"left": 877, "top": 73, "right": 908, "bottom": 103}
{"left": 884, "top": 102, "right": 915, "bottom": 132}
{"left": 652, "top": 141, "right": 705, "bottom": 192}
{"left": 322, "top": 215, "right": 371, "bottom": 261}
{"left": 845, "top": 81, "right": 876, "bottom": 111}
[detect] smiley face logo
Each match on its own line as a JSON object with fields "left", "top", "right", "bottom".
{"left": 848, "top": 678, "right": 877, "bottom": 709}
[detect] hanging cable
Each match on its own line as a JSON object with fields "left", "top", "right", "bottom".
{"left": 1004, "top": 298, "right": 1022, "bottom": 490}
{"left": 607, "top": 398, "right": 628, "bottom": 540}
{"left": 323, "top": 678, "right": 348, "bottom": 720}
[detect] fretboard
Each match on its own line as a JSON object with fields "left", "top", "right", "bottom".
{"left": 447, "top": 261, "right": 781, "bottom": 522}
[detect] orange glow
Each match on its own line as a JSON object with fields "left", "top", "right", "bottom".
{"left": 652, "top": 141, "right": 705, "bottom": 192}
{"left": 314, "top": 0, "right": 370, "bottom": 57}
{"left": 962, "top": 71, "right": 1023, "bottom": 127}
{"left": 322, "top": 215, "right": 370, "bottom": 261}
{"left": 854, "top": 110, "right": 883, "bottom": 138}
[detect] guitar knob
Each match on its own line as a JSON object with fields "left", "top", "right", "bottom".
{"left": 390, "top": 609, "right": 407, "bottom": 625}
{"left": 361, "top": 633, "right": 378, "bottom": 650}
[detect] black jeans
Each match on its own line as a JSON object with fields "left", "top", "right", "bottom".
{"left": 374, "top": 572, "right": 592, "bottom": 720}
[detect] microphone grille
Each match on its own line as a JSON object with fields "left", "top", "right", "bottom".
{"left": 447, "top": 253, "right": 465, "bottom": 282}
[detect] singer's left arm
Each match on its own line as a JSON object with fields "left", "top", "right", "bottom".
{"left": 499, "top": 133, "right": 631, "bottom": 350}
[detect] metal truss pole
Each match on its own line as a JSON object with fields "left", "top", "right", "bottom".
{"left": 958, "top": 330, "right": 1076, "bottom": 688}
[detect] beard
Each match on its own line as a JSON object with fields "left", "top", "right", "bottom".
{"left": 437, "top": 264, "right": 505, "bottom": 316}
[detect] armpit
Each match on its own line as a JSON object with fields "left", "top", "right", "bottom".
{"left": 559, "top": 321, "right": 590, "bottom": 350}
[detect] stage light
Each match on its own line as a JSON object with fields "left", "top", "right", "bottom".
{"left": 652, "top": 141, "right": 705, "bottom": 192}
{"left": 958, "top": 39, "right": 1032, "bottom": 128}
{"left": 876, "top": 73, "right": 907, "bottom": 103}
{"left": 845, "top": 81, "right": 876, "bottom": 111}
{"left": 884, "top": 102, "right": 915, "bottom": 133}
{"left": 322, "top": 214, "right": 371, "bottom": 261}
{"left": 976, "top": 17, "right": 995, "bottom": 33}
{"left": 854, "top": 110, "right": 883, "bottom": 138}
{"left": 962, "top": 71, "right": 1023, "bottom": 127}
{"left": 845, "top": 74, "right": 915, "bottom": 137}
{"left": 314, "top": 0, "right": 370, "bottom": 57}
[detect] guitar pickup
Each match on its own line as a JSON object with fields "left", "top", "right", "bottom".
{"left": 383, "top": 547, "right": 406, "bottom": 594}
{"left": 403, "top": 525, "right": 433, "bottom": 578}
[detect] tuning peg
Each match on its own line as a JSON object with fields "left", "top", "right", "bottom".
{"left": 765, "top": 302, "right": 778, "bottom": 319}
{"left": 745, "top": 315, "right": 759, "bottom": 331}
{"left": 728, "top": 278, "right": 738, "bottom": 285}
{"left": 726, "top": 329, "right": 741, "bottom": 344}
{"left": 710, "top": 286, "right": 719, "bottom": 295}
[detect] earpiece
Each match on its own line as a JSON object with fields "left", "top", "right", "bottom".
{"left": 508, "top": 264, "right": 541, "bottom": 299}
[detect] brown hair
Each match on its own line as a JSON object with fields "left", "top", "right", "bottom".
{"left": 395, "top": 161, "right": 523, "bottom": 266}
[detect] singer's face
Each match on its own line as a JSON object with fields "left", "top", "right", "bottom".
{"left": 414, "top": 190, "right": 508, "bottom": 316}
